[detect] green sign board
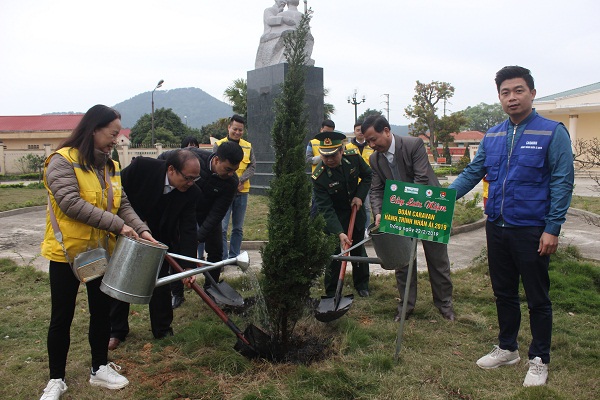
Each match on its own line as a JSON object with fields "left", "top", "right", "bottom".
{"left": 380, "top": 180, "right": 457, "bottom": 244}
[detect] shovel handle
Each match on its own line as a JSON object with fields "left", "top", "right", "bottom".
{"left": 334, "top": 205, "right": 358, "bottom": 309}
{"left": 337, "top": 204, "right": 358, "bottom": 281}
{"left": 165, "top": 255, "right": 252, "bottom": 346}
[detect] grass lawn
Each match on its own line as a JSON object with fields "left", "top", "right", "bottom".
{"left": 571, "top": 195, "right": 600, "bottom": 215}
{"left": 0, "top": 183, "right": 47, "bottom": 212}
{"left": 1, "top": 246, "right": 599, "bottom": 399}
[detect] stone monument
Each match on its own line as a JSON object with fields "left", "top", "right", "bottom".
{"left": 248, "top": 0, "right": 323, "bottom": 193}
{"left": 255, "top": 0, "right": 315, "bottom": 69}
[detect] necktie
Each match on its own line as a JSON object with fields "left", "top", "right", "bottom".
{"left": 386, "top": 153, "right": 400, "bottom": 180}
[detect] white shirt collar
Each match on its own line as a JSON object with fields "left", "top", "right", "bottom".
{"left": 164, "top": 172, "right": 175, "bottom": 194}
{"left": 384, "top": 134, "right": 396, "bottom": 163}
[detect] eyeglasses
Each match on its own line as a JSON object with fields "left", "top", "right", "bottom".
{"left": 176, "top": 169, "right": 201, "bottom": 182}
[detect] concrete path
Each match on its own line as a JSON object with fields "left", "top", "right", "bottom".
{"left": 0, "top": 208, "right": 598, "bottom": 277}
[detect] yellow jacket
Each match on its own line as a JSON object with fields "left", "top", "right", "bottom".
{"left": 214, "top": 137, "right": 254, "bottom": 193}
{"left": 345, "top": 140, "right": 374, "bottom": 166}
{"left": 41, "top": 148, "right": 122, "bottom": 262}
{"left": 309, "top": 138, "right": 321, "bottom": 172}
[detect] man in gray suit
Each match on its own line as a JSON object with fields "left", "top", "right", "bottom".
{"left": 363, "top": 115, "right": 455, "bottom": 322}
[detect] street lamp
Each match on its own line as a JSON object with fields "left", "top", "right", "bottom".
{"left": 184, "top": 115, "right": 188, "bottom": 126}
{"left": 347, "top": 90, "right": 366, "bottom": 123}
{"left": 382, "top": 93, "right": 390, "bottom": 121}
{"left": 151, "top": 79, "right": 164, "bottom": 146}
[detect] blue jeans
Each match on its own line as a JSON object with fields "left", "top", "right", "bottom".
{"left": 222, "top": 193, "right": 248, "bottom": 259}
{"left": 486, "top": 221, "right": 552, "bottom": 364}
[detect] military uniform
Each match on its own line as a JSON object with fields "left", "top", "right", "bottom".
{"left": 311, "top": 131, "right": 372, "bottom": 296}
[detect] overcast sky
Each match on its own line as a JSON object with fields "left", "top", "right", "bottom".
{"left": 1, "top": 0, "right": 599, "bottom": 132}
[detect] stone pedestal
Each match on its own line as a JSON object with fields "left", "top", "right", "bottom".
{"left": 247, "top": 63, "right": 323, "bottom": 193}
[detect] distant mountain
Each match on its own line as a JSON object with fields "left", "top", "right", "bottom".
{"left": 390, "top": 124, "right": 410, "bottom": 136}
{"left": 113, "top": 87, "right": 233, "bottom": 129}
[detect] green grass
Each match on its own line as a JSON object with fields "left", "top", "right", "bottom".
{"left": 570, "top": 195, "right": 600, "bottom": 215}
{"left": 1, "top": 246, "right": 599, "bottom": 400}
{"left": 0, "top": 183, "right": 47, "bottom": 211}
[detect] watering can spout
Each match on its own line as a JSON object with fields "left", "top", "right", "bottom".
{"left": 235, "top": 251, "right": 250, "bottom": 272}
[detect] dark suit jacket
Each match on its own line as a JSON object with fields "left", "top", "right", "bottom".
{"left": 158, "top": 148, "right": 238, "bottom": 243}
{"left": 369, "top": 134, "right": 439, "bottom": 216}
{"left": 121, "top": 157, "right": 199, "bottom": 265}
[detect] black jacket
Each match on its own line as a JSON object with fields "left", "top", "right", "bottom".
{"left": 158, "top": 148, "right": 238, "bottom": 242}
{"left": 121, "top": 156, "right": 199, "bottom": 265}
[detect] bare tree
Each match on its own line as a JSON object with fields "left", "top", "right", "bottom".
{"left": 573, "top": 138, "right": 600, "bottom": 191}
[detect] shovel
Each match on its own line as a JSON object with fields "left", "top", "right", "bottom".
{"left": 165, "top": 254, "right": 273, "bottom": 359}
{"left": 167, "top": 252, "right": 245, "bottom": 308}
{"left": 315, "top": 204, "right": 358, "bottom": 322}
{"left": 203, "top": 272, "right": 245, "bottom": 308}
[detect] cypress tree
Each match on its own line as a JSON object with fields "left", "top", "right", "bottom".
{"left": 260, "top": 11, "right": 335, "bottom": 346}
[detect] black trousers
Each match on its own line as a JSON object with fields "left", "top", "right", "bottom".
{"left": 47, "top": 261, "right": 109, "bottom": 379}
{"left": 486, "top": 221, "right": 552, "bottom": 364}
{"left": 172, "top": 223, "right": 224, "bottom": 295}
{"left": 110, "top": 260, "right": 173, "bottom": 340}
{"left": 324, "top": 221, "right": 370, "bottom": 296}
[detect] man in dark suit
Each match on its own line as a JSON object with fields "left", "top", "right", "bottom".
{"left": 159, "top": 142, "right": 242, "bottom": 307}
{"left": 108, "top": 149, "right": 200, "bottom": 349}
{"left": 160, "top": 141, "right": 243, "bottom": 293}
{"left": 363, "top": 115, "right": 455, "bottom": 322}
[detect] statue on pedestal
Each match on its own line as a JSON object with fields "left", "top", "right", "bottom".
{"left": 255, "top": 0, "right": 315, "bottom": 69}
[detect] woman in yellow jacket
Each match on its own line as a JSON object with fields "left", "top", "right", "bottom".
{"left": 39, "top": 105, "right": 155, "bottom": 400}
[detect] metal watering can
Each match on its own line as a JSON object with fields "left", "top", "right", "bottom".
{"left": 100, "top": 236, "right": 249, "bottom": 304}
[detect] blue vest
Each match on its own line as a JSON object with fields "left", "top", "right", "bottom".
{"left": 483, "top": 115, "right": 560, "bottom": 226}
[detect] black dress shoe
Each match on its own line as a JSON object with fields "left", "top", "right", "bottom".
{"left": 394, "top": 309, "right": 413, "bottom": 322}
{"left": 358, "top": 289, "right": 370, "bottom": 297}
{"left": 108, "top": 337, "right": 121, "bottom": 351}
{"left": 154, "top": 328, "right": 174, "bottom": 339}
{"left": 171, "top": 294, "right": 185, "bottom": 309}
{"left": 441, "top": 311, "right": 456, "bottom": 321}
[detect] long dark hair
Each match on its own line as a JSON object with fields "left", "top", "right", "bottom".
{"left": 60, "top": 104, "right": 121, "bottom": 172}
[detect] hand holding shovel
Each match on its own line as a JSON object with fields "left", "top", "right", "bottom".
{"left": 315, "top": 204, "right": 358, "bottom": 322}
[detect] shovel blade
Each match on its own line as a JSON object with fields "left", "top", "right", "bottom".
{"left": 233, "top": 324, "right": 273, "bottom": 359}
{"left": 205, "top": 281, "right": 245, "bottom": 308}
{"left": 314, "top": 294, "right": 354, "bottom": 322}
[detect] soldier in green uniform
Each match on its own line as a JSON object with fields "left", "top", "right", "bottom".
{"left": 311, "top": 130, "right": 373, "bottom": 297}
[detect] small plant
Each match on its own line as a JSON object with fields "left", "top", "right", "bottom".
{"left": 15, "top": 154, "right": 45, "bottom": 174}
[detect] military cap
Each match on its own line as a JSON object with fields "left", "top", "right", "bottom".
{"left": 315, "top": 130, "right": 346, "bottom": 155}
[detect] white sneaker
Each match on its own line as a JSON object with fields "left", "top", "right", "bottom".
{"left": 476, "top": 345, "right": 521, "bottom": 369}
{"left": 40, "top": 378, "right": 67, "bottom": 400}
{"left": 523, "top": 357, "right": 548, "bottom": 387}
{"left": 89, "top": 362, "right": 129, "bottom": 389}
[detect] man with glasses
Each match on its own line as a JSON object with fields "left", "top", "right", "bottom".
{"left": 157, "top": 142, "right": 243, "bottom": 305}
{"left": 108, "top": 149, "right": 200, "bottom": 349}
{"left": 311, "top": 130, "right": 372, "bottom": 298}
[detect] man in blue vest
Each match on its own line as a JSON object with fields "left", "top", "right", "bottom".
{"left": 449, "top": 66, "right": 574, "bottom": 387}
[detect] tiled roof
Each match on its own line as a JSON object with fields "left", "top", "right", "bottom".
{"left": 418, "top": 131, "right": 484, "bottom": 142}
{"left": 0, "top": 115, "right": 83, "bottom": 131}
{"left": 452, "top": 130, "right": 484, "bottom": 140}
{"left": 118, "top": 128, "right": 131, "bottom": 139}
{"left": 536, "top": 82, "right": 600, "bottom": 101}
